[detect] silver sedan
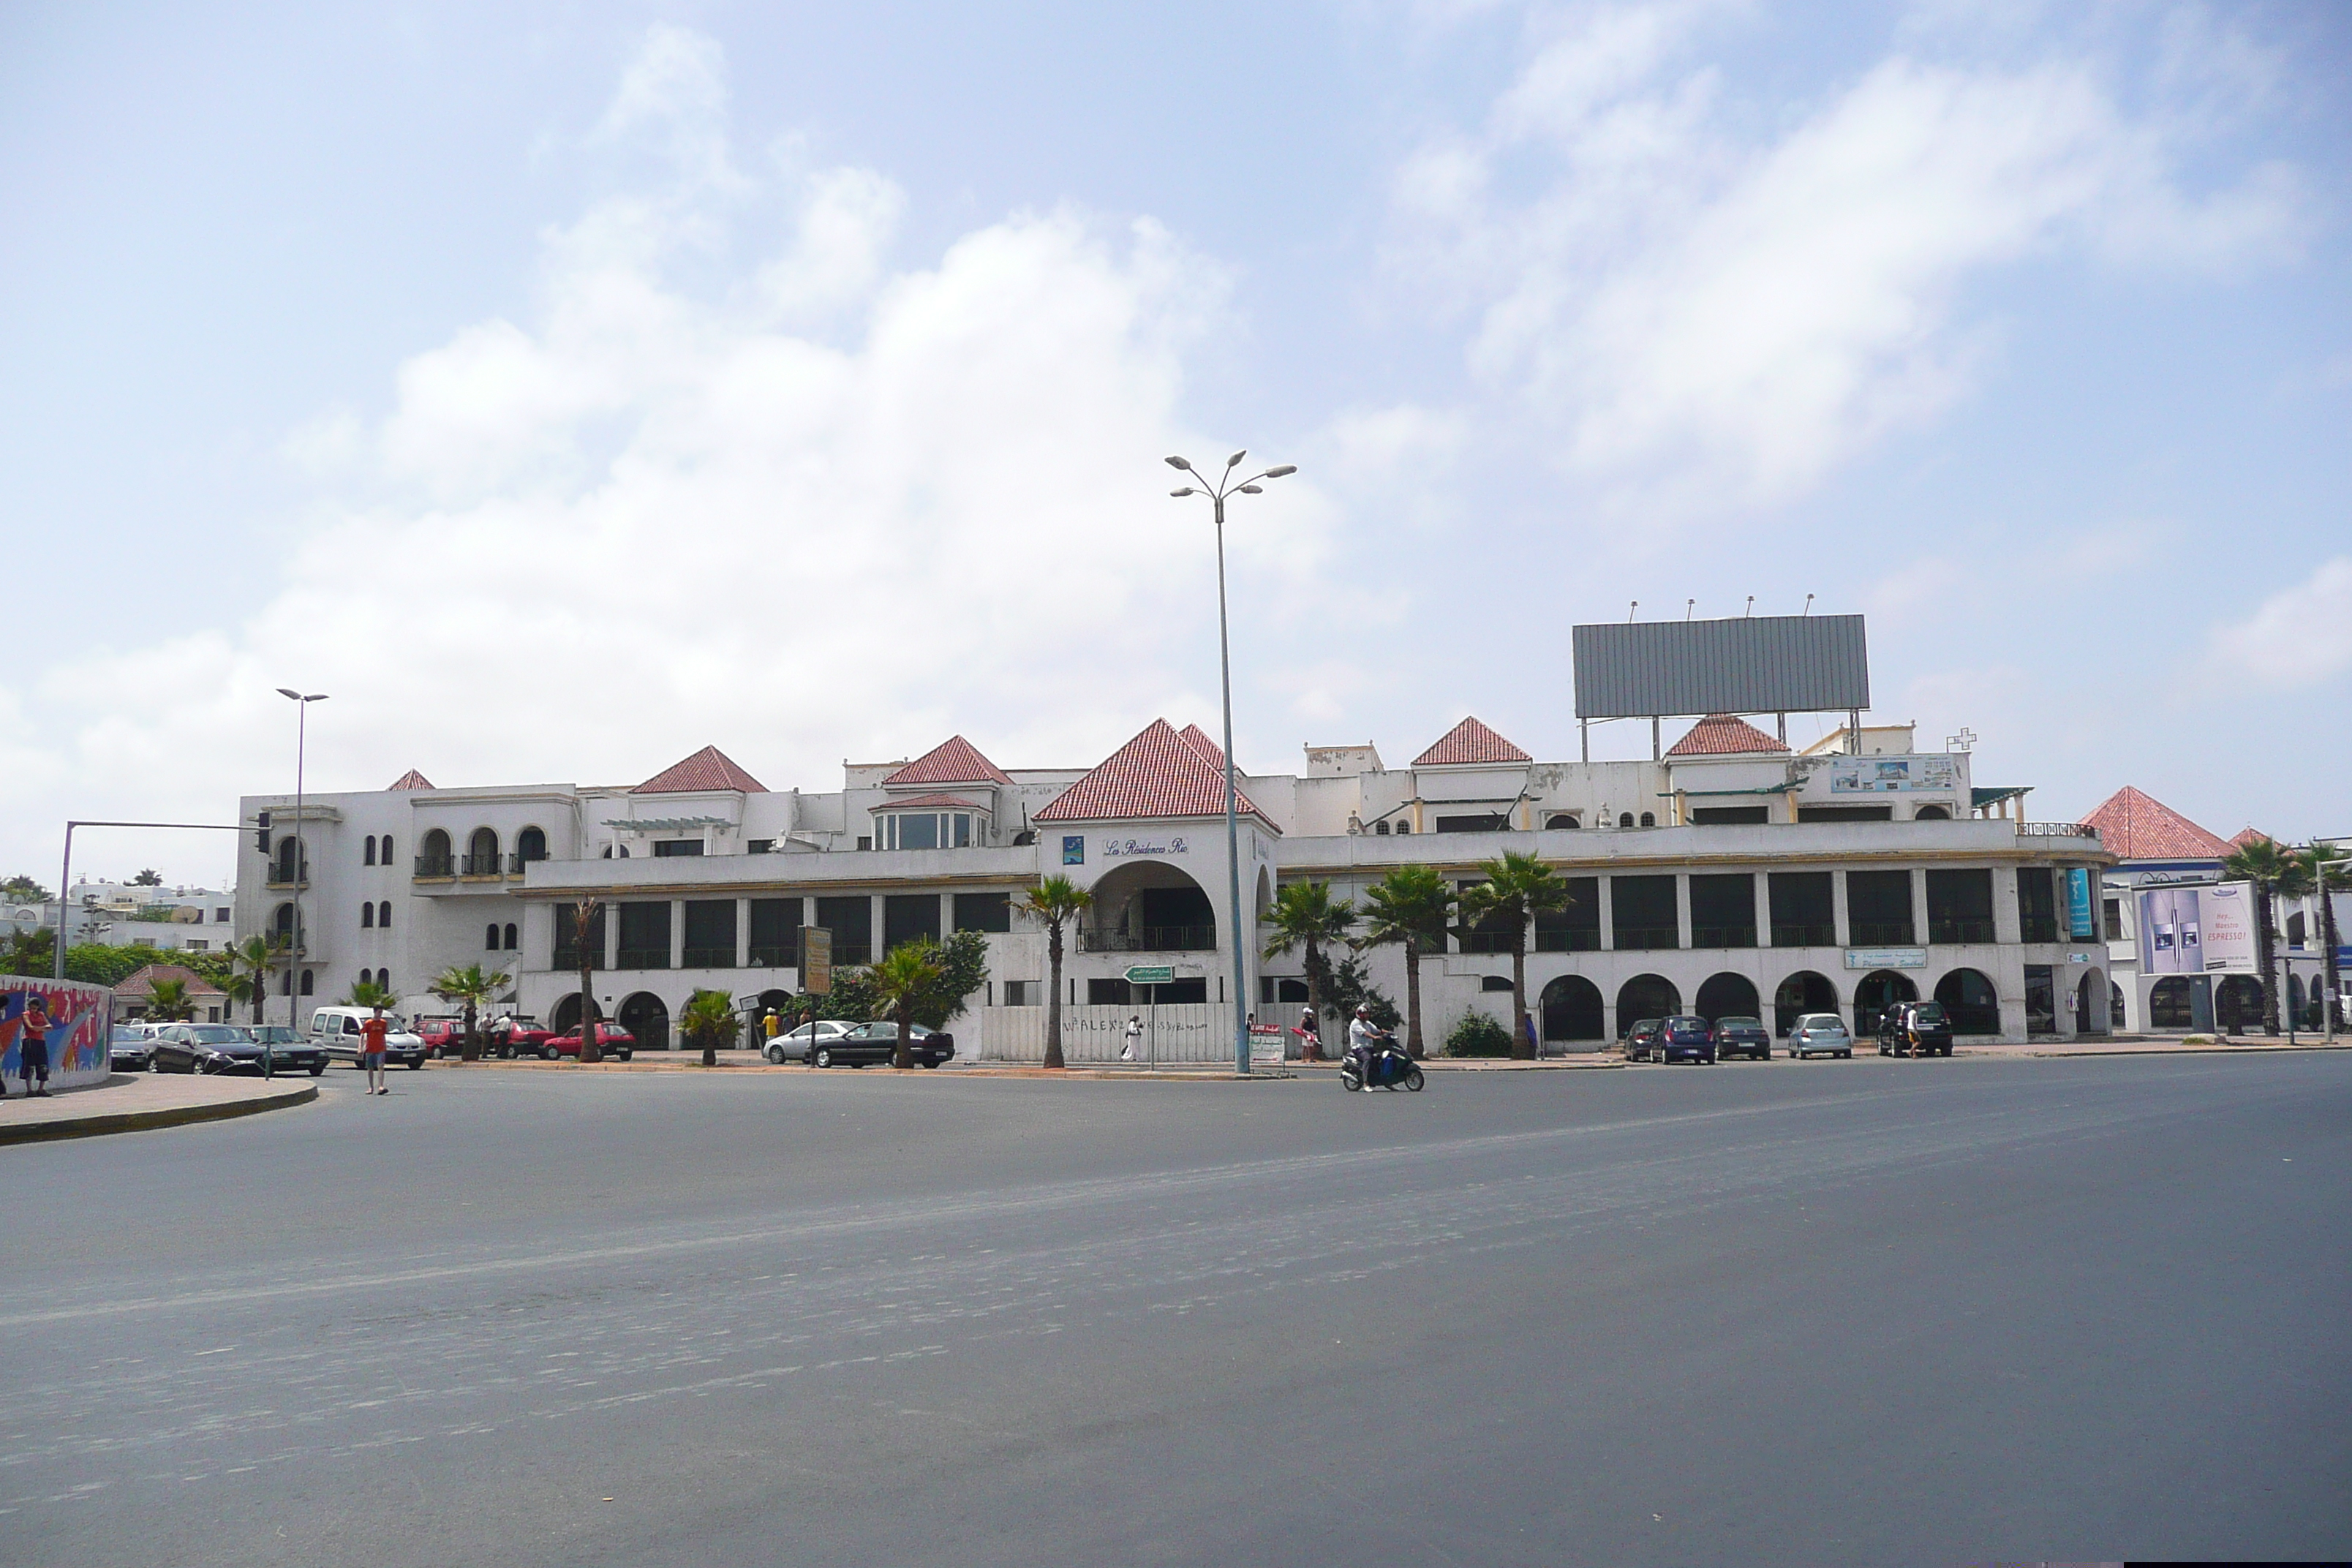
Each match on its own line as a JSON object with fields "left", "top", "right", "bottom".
{"left": 1787, "top": 1014, "right": 1852, "bottom": 1059}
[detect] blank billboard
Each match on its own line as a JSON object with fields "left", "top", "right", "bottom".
{"left": 1572, "top": 614, "right": 1869, "bottom": 719}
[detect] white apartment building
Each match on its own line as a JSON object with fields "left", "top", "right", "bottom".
{"left": 237, "top": 712, "right": 2114, "bottom": 1050}
{"left": 5, "top": 882, "right": 241, "bottom": 955}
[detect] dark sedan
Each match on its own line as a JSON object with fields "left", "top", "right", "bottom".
{"left": 108, "top": 1027, "right": 157, "bottom": 1072}
{"left": 1620, "top": 1017, "right": 1663, "bottom": 1062}
{"left": 1878, "top": 1000, "right": 1955, "bottom": 1058}
{"left": 154, "top": 1024, "right": 328, "bottom": 1076}
{"left": 807, "top": 1021, "right": 956, "bottom": 1069}
{"left": 1710, "top": 1014, "right": 1771, "bottom": 1061}
{"left": 1653, "top": 1015, "right": 1716, "bottom": 1066}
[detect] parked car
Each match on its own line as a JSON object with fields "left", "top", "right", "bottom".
{"left": 1620, "top": 1017, "right": 1663, "bottom": 1062}
{"left": 1654, "top": 1014, "right": 1716, "bottom": 1065}
{"left": 1878, "top": 1000, "right": 1954, "bottom": 1058}
{"left": 108, "top": 1026, "right": 157, "bottom": 1072}
{"left": 769, "top": 1019, "right": 854, "bottom": 1064}
{"left": 415, "top": 1019, "right": 467, "bottom": 1058}
{"left": 1786, "top": 1013, "right": 1853, "bottom": 1059}
{"left": 546, "top": 1024, "right": 635, "bottom": 1061}
{"left": 307, "top": 1006, "right": 429, "bottom": 1070}
{"left": 1710, "top": 1014, "right": 1771, "bottom": 1061}
{"left": 487, "top": 1015, "right": 556, "bottom": 1058}
{"left": 806, "top": 1021, "right": 956, "bottom": 1069}
{"left": 154, "top": 1022, "right": 328, "bottom": 1076}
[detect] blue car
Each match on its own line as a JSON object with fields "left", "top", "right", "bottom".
{"left": 1654, "top": 1014, "right": 1716, "bottom": 1065}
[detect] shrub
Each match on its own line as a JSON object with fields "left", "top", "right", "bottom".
{"left": 1443, "top": 1010, "right": 1513, "bottom": 1058}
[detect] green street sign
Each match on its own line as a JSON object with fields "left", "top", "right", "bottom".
{"left": 1123, "top": 965, "right": 1175, "bottom": 985}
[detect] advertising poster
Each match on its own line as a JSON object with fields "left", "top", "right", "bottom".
{"left": 2065, "top": 867, "right": 2097, "bottom": 941}
{"left": 0, "top": 977, "right": 115, "bottom": 1092}
{"left": 1828, "top": 755, "right": 1957, "bottom": 793}
{"left": 2198, "top": 883, "right": 2258, "bottom": 973}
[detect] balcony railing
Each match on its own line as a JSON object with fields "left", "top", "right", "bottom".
{"left": 2019, "top": 918, "right": 2059, "bottom": 944}
{"left": 1690, "top": 925, "right": 1757, "bottom": 949}
{"left": 1461, "top": 930, "right": 1518, "bottom": 955}
{"left": 829, "top": 943, "right": 872, "bottom": 966}
{"left": 616, "top": 947, "right": 671, "bottom": 970}
{"left": 747, "top": 944, "right": 799, "bottom": 968}
{"left": 507, "top": 853, "right": 546, "bottom": 874}
{"left": 1929, "top": 918, "right": 1997, "bottom": 945}
{"left": 414, "top": 856, "right": 454, "bottom": 878}
{"left": 1532, "top": 928, "right": 1601, "bottom": 953}
{"left": 682, "top": 946, "right": 737, "bottom": 969}
{"left": 1613, "top": 926, "right": 1681, "bottom": 950}
{"left": 1771, "top": 923, "right": 1838, "bottom": 947}
{"left": 1848, "top": 921, "right": 1916, "bottom": 946}
{"left": 1084, "top": 925, "right": 1217, "bottom": 953}
{"left": 552, "top": 949, "right": 594, "bottom": 971}
{"left": 461, "top": 853, "right": 503, "bottom": 876}
{"left": 2019, "top": 822, "right": 2098, "bottom": 839}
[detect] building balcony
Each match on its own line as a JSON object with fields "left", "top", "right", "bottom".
{"left": 414, "top": 856, "right": 454, "bottom": 880}
{"left": 460, "top": 854, "right": 504, "bottom": 878}
{"left": 1690, "top": 925, "right": 1758, "bottom": 949}
{"left": 682, "top": 947, "right": 736, "bottom": 969}
{"left": 616, "top": 948, "right": 671, "bottom": 970}
{"left": 1847, "top": 921, "right": 1917, "bottom": 946}
{"left": 1080, "top": 925, "right": 1217, "bottom": 953}
{"left": 1613, "top": 926, "right": 1681, "bottom": 951}
{"left": 1770, "top": 923, "right": 1838, "bottom": 947}
{"left": 747, "top": 945, "right": 799, "bottom": 968}
{"left": 1929, "top": 919, "right": 1997, "bottom": 945}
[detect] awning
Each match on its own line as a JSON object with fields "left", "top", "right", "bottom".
{"left": 1971, "top": 787, "right": 2032, "bottom": 809}
{"left": 601, "top": 816, "right": 731, "bottom": 832}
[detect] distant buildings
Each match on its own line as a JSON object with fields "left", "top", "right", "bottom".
{"left": 4, "top": 881, "right": 241, "bottom": 956}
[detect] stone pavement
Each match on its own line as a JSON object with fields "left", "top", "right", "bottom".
{"left": 0, "top": 1071, "right": 319, "bottom": 1145}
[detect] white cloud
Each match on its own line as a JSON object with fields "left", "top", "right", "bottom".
{"left": 1390, "top": 3, "right": 2307, "bottom": 510}
{"left": 2210, "top": 557, "right": 2352, "bottom": 689}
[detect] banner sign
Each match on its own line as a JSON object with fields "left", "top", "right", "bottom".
{"left": 1123, "top": 965, "right": 1175, "bottom": 985}
{"left": 1844, "top": 947, "right": 1928, "bottom": 970}
{"left": 1829, "top": 755, "right": 1956, "bottom": 794}
{"left": 802, "top": 927, "right": 833, "bottom": 995}
{"left": 2064, "top": 867, "right": 2097, "bottom": 941}
{"left": 2138, "top": 883, "right": 2257, "bottom": 974}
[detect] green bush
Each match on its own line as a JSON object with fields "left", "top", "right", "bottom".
{"left": 1443, "top": 1010, "right": 1513, "bottom": 1058}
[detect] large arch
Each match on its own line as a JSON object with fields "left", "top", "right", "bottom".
{"left": 619, "top": 992, "right": 670, "bottom": 1051}
{"left": 1853, "top": 970, "right": 1918, "bottom": 1036}
{"left": 1616, "top": 973, "right": 1681, "bottom": 1033}
{"left": 274, "top": 834, "right": 306, "bottom": 884}
{"left": 1694, "top": 972, "right": 1760, "bottom": 1024}
{"left": 516, "top": 826, "right": 549, "bottom": 864}
{"left": 2216, "top": 975, "right": 2264, "bottom": 1032}
{"left": 2076, "top": 967, "right": 2108, "bottom": 1035}
{"left": 2149, "top": 976, "right": 2195, "bottom": 1030}
{"left": 1540, "top": 975, "right": 1605, "bottom": 1044}
{"left": 467, "top": 826, "right": 500, "bottom": 875}
{"left": 1934, "top": 968, "right": 2001, "bottom": 1035}
{"left": 417, "top": 828, "right": 453, "bottom": 876}
{"left": 1772, "top": 970, "right": 1839, "bottom": 1036}
{"left": 550, "top": 992, "right": 603, "bottom": 1033}
{"left": 1088, "top": 859, "right": 1218, "bottom": 953}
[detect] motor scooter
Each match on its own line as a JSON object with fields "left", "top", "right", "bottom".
{"left": 1341, "top": 1034, "right": 1424, "bottom": 1092}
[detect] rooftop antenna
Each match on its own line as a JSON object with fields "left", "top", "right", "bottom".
{"left": 1745, "top": 595, "right": 1754, "bottom": 617}
{"left": 1684, "top": 598, "right": 1695, "bottom": 620}
{"left": 1627, "top": 600, "right": 1637, "bottom": 622}
{"left": 1803, "top": 593, "right": 1814, "bottom": 616}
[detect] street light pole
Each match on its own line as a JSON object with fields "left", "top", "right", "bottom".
{"left": 1166, "top": 451, "right": 1297, "bottom": 1076}
{"left": 276, "top": 688, "right": 328, "bottom": 1079}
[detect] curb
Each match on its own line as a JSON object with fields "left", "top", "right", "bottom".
{"left": 0, "top": 1081, "right": 319, "bottom": 1147}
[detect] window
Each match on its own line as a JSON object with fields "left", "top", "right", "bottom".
{"left": 1088, "top": 979, "right": 1131, "bottom": 1005}
{"left": 1612, "top": 875, "right": 1680, "bottom": 949}
{"left": 1926, "top": 870, "right": 1995, "bottom": 945}
{"left": 2288, "top": 911, "right": 2307, "bottom": 947}
{"left": 954, "top": 892, "right": 1012, "bottom": 933}
{"left": 1435, "top": 813, "right": 1507, "bottom": 833}
{"left": 1393, "top": 821, "right": 1410, "bottom": 834}
{"left": 1533, "top": 878, "right": 1600, "bottom": 952}
{"left": 683, "top": 901, "right": 736, "bottom": 967}
{"left": 617, "top": 902, "right": 672, "bottom": 969}
{"left": 1480, "top": 976, "right": 1514, "bottom": 992}
{"left": 1545, "top": 813, "right": 1580, "bottom": 830}
{"left": 884, "top": 894, "right": 942, "bottom": 952}
{"left": 214, "top": 907, "right": 230, "bottom": 922}
{"left": 466, "top": 827, "right": 500, "bottom": 875}
{"left": 486, "top": 923, "right": 500, "bottom": 950}
{"left": 814, "top": 897, "right": 872, "bottom": 965}
{"left": 1002, "top": 980, "right": 1033, "bottom": 1006}
{"left": 1798, "top": 805, "right": 1893, "bottom": 823}
{"left": 747, "top": 839, "right": 774, "bottom": 855}
{"left": 299, "top": 970, "right": 313, "bottom": 995}
{"left": 516, "top": 826, "right": 548, "bottom": 863}
{"left": 749, "top": 900, "right": 800, "bottom": 967}
{"left": 1689, "top": 874, "right": 1757, "bottom": 948}
{"left": 1692, "top": 806, "right": 1768, "bottom": 825}
{"left": 1913, "top": 804, "right": 1950, "bottom": 821}
{"left": 652, "top": 840, "right": 704, "bottom": 858}
{"left": 381, "top": 836, "right": 393, "bottom": 864}
{"left": 187, "top": 940, "right": 208, "bottom": 953}
{"left": 417, "top": 829, "right": 452, "bottom": 876}
{"left": 502, "top": 922, "right": 518, "bottom": 950}
{"left": 856, "top": 837, "right": 872, "bottom": 851}
{"left": 879, "top": 813, "right": 976, "bottom": 850}
{"left": 555, "top": 904, "right": 605, "bottom": 970}
{"left": 1847, "top": 870, "right": 1915, "bottom": 946}
{"left": 2016, "top": 868, "right": 2057, "bottom": 944}
{"left": 1374, "top": 821, "right": 1391, "bottom": 835}
{"left": 2103, "top": 898, "right": 2124, "bottom": 941}
{"left": 364, "top": 837, "right": 376, "bottom": 866}
{"left": 1618, "top": 813, "right": 1635, "bottom": 828}
{"left": 1769, "top": 872, "right": 1835, "bottom": 946}
{"left": 1638, "top": 812, "right": 1656, "bottom": 827}
{"left": 274, "top": 836, "right": 306, "bottom": 884}
{"left": 379, "top": 901, "right": 391, "bottom": 929}
{"left": 363, "top": 904, "right": 375, "bottom": 929}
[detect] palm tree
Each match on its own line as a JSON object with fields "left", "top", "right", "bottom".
{"left": 868, "top": 942, "right": 944, "bottom": 1069}
{"left": 1458, "top": 850, "right": 1567, "bottom": 1060}
{"left": 2302, "top": 842, "right": 2347, "bottom": 1031}
{"left": 571, "top": 895, "right": 604, "bottom": 1063}
{"left": 1017, "top": 876, "right": 1092, "bottom": 1070}
{"left": 224, "top": 935, "right": 275, "bottom": 1026}
{"left": 2223, "top": 835, "right": 2307, "bottom": 1035}
{"left": 1260, "top": 881, "right": 1357, "bottom": 1059}
{"left": 679, "top": 987, "right": 738, "bottom": 1067}
{"left": 146, "top": 976, "right": 195, "bottom": 1022}
{"left": 429, "top": 962, "right": 504, "bottom": 1063}
{"left": 1356, "top": 865, "right": 1451, "bottom": 1060}
{"left": 345, "top": 978, "right": 398, "bottom": 1014}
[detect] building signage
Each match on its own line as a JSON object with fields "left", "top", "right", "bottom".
{"left": 1102, "top": 836, "right": 1188, "bottom": 858}
{"left": 2198, "top": 883, "right": 2258, "bottom": 973}
{"left": 802, "top": 927, "right": 833, "bottom": 995}
{"left": 2138, "top": 883, "right": 2258, "bottom": 975}
{"left": 1829, "top": 755, "right": 1956, "bottom": 794}
{"left": 1123, "top": 965, "right": 1175, "bottom": 985}
{"left": 1844, "top": 947, "right": 1928, "bottom": 970}
{"left": 1061, "top": 835, "right": 1085, "bottom": 866}
{"left": 1248, "top": 1022, "right": 1284, "bottom": 1068}
{"left": 2064, "top": 867, "right": 2097, "bottom": 941}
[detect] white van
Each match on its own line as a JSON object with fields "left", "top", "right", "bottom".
{"left": 306, "top": 1006, "right": 429, "bottom": 1069}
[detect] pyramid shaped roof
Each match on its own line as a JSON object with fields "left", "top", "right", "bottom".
{"left": 2229, "top": 827, "right": 2275, "bottom": 851}
{"left": 1035, "top": 720, "right": 1273, "bottom": 826}
{"left": 2078, "top": 786, "right": 2231, "bottom": 862}
{"left": 1666, "top": 714, "right": 1789, "bottom": 758}
{"left": 1177, "top": 724, "right": 1225, "bottom": 771}
{"left": 1412, "top": 715, "right": 1531, "bottom": 768}
{"left": 387, "top": 769, "right": 435, "bottom": 791}
{"left": 632, "top": 745, "right": 766, "bottom": 795}
{"left": 881, "top": 735, "right": 1013, "bottom": 788}
{"left": 113, "top": 962, "right": 227, "bottom": 998}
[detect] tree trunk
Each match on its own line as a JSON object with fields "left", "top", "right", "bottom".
{"left": 251, "top": 984, "right": 265, "bottom": 1028}
{"left": 1403, "top": 937, "right": 1424, "bottom": 1059}
{"left": 461, "top": 1000, "right": 480, "bottom": 1063}
{"left": 1510, "top": 923, "right": 1533, "bottom": 1059}
{"left": 578, "top": 961, "right": 600, "bottom": 1063}
{"left": 2322, "top": 880, "right": 2342, "bottom": 1032}
{"left": 1044, "top": 922, "right": 1066, "bottom": 1070}
{"left": 2258, "top": 887, "right": 2281, "bottom": 1035}
{"left": 894, "top": 1008, "right": 911, "bottom": 1070}
{"left": 1303, "top": 936, "right": 1323, "bottom": 1060}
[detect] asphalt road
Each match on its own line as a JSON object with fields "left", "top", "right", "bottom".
{"left": 3, "top": 1053, "right": 2346, "bottom": 1567}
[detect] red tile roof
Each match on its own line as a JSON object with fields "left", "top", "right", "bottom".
{"left": 2229, "top": 827, "right": 2274, "bottom": 850}
{"left": 872, "top": 792, "right": 988, "bottom": 812}
{"left": 1666, "top": 714, "right": 1789, "bottom": 757}
{"left": 387, "top": 769, "right": 435, "bottom": 791}
{"left": 881, "top": 735, "right": 1013, "bottom": 788}
{"left": 633, "top": 745, "right": 766, "bottom": 795}
{"left": 1035, "top": 719, "right": 1273, "bottom": 826}
{"left": 113, "top": 962, "right": 227, "bottom": 998}
{"left": 1412, "top": 715, "right": 1531, "bottom": 768}
{"left": 2078, "top": 787, "right": 2233, "bottom": 862}
{"left": 1177, "top": 724, "right": 1226, "bottom": 771}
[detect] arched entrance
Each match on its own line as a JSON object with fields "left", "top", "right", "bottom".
{"left": 549, "top": 993, "right": 603, "bottom": 1033}
{"left": 756, "top": 988, "right": 794, "bottom": 1049}
{"left": 2075, "top": 968, "right": 2108, "bottom": 1035}
{"left": 1089, "top": 860, "right": 1218, "bottom": 953}
{"left": 1772, "top": 971, "right": 1839, "bottom": 1036}
{"left": 619, "top": 992, "right": 670, "bottom": 1051}
{"left": 2149, "top": 976, "right": 2194, "bottom": 1030}
{"left": 1852, "top": 970, "right": 1918, "bottom": 1037}
{"left": 1694, "top": 973, "right": 1760, "bottom": 1024}
{"left": 1934, "top": 968, "right": 2000, "bottom": 1036}
{"left": 1616, "top": 974, "right": 1681, "bottom": 1036}
{"left": 1540, "top": 975, "right": 1605, "bottom": 1044}
{"left": 417, "top": 828, "right": 453, "bottom": 876}
{"left": 467, "top": 826, "right": 500, "bottom": 875}
{"left": 2215, "top": 976, "right": 2264, "bottom": 1033}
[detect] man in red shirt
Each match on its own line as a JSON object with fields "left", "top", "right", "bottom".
{"left": 361, "top": 1012, "right": 389, "bottom": 1096}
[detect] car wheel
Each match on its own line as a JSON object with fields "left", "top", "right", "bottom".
{"left": 309, "top": 1064, "right": 325, "bottom": 1077}
{"left": 921, "top": 1058, "right": 939, "bottom": 1069}
{"left": 815, "top": 1047, "right": 832, "bottom": 1068}
{"left": 616, "top": 1049, "right": 632, "bottom": 1061}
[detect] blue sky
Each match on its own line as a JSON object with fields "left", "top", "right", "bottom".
{"left": 3, "top": 1, "right": 2347, "bottom": 890}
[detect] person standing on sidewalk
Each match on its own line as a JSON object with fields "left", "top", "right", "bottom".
{"left": 361, "top": 1011, "right": 389, "bottom": 1096}
{"left": 1121, "top": 1014, "right": 1142, "bottom": 1061}
{"left": 15, "top": 993, "right": 53, "bottom": 1098}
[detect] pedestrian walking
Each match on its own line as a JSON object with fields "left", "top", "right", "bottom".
{"left": 361, "top": 1010, "right": 390, "bottom": 1096}
{"left": 15, "top": 993, "right": 53, "bottom": 1097}
{"left": 1297, "top": 1003, "right": 1321, "bottom": 1062}
{"left": 1121, "top": 1014, "right": 1142, "bottom": 1061}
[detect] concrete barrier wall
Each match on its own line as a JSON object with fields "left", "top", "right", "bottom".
{"left": 975, "top": 1003, "right": 1232, "bottom": 1064}
{"left": 3, "top": 976, "right": 114, "bottom": 1093}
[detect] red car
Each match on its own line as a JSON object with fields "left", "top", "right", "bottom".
{"left": 486, "top": 1016, "right": 557, "bottom": 1058}
{"left": 415, "top": 1019, "right": 467, "bottom": 1059}
{"left": 544, "top": 1023, "right": 635, "bottom": 1061}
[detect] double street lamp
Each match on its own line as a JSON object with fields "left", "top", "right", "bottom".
{"left": 1166, "top": 451, "right": 1296, "bottom": 1076}
{"left": 276, "top": 688, "right": 327, "bottom": 1074}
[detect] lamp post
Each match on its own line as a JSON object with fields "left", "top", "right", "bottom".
{"left": 276, "top": 688, "right": 327, "bottom": 1077}
{"left": 1166, "top": 451, "right": 1296, "bottom": 1075}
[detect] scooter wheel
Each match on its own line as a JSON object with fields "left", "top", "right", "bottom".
{"left": 1341, "top": 1073, "right": 1360, "bottom": 1091}
{"left": 1406, "top": 1067, "right": 1425, "bottom": 1091}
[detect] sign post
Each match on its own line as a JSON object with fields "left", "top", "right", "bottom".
{"left": 1124, "top": 966, "right": 1172, "bottom": 1068}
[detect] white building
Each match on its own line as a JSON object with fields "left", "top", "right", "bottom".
{"left": 6, "top": 882, "right": 241, "bottom": 956}
{"left": 237, "top": 712, "right": 2115, "bottom": 1049}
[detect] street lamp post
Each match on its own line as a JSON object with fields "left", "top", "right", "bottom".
{"left": 1166, "top": 451, "right": 1297, "bottom": 1076}
{"left": 276, "top": 688, "right": 327, "bottom": 1078}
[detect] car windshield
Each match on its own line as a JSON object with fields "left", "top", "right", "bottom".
{"left": 111, "top": 1028, "right": 146, "bottom": 1044}
{"left": 1797, "top": 1014, "right": 1844, "bottom": 1030}
{"left": 1716, "top": 1016, "right": 1763, "bottom": 1030}
{"left": 187, "top": 1025, "right": 245, "bottom": 1044}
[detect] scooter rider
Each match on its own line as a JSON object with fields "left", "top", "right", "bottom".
{"left": 1347, "top": 1004, "right": 1388, "bottom": 1086}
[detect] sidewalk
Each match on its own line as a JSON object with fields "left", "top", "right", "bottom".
{"left": 0, "top": 1072, "right": 318, "bottom": 1146}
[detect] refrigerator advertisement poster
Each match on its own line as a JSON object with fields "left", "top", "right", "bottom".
{"left": 2139, "top": 883, "right": 2261, "bottom": 975}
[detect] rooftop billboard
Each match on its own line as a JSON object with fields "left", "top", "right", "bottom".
{"left": 1571, "top": 614, "right": 1870, "bottom": 720}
